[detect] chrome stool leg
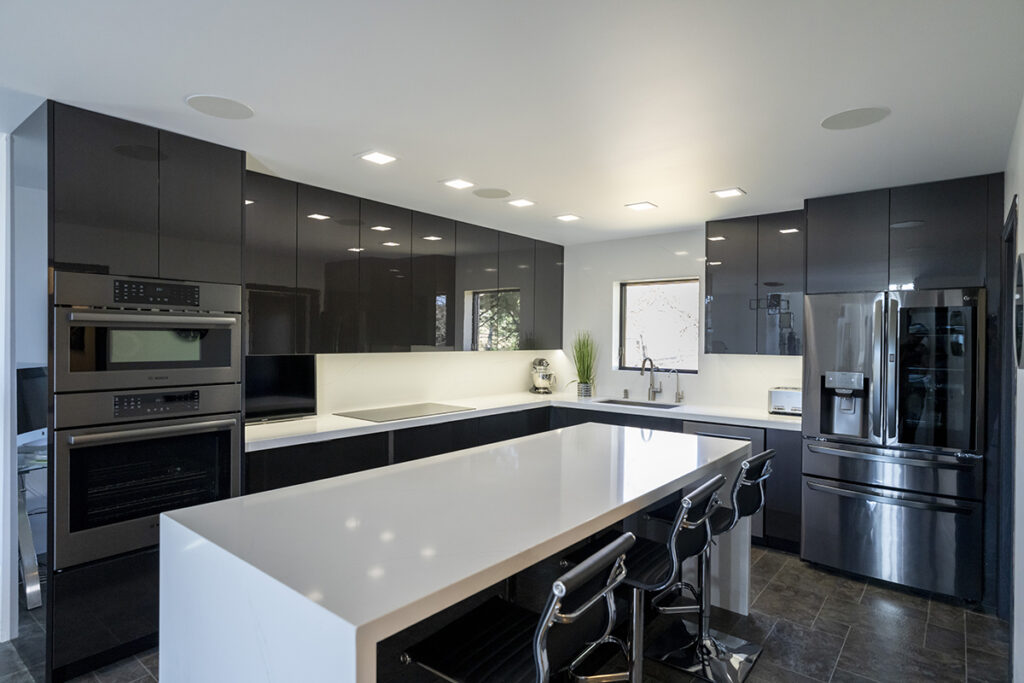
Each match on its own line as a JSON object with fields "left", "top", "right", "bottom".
{"left": 647, "top": 547, "right": 762, "bottom": 682}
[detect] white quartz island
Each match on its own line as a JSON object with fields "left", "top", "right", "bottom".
{"left": 160, "top": 423, "right": 751, "bottom": 682}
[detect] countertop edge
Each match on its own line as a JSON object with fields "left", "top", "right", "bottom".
{"left": 245, "top": 394, "right": 801, "bottom": 452}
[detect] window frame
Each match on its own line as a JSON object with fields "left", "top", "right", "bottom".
{"left": 618, "top": 278, "right": 700, "bottom": 373}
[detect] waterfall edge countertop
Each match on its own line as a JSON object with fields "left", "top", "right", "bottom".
{"left": 160, "top": 423, "right": 752, "bottom": 683}
{"left": 245, "top": 391, "right": 801, "bottom": 452}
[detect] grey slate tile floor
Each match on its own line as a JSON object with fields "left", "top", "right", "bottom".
{"left": 3, "top": 548, "right": 1011, "bottom": 682}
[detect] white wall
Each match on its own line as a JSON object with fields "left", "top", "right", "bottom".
{"left": 317, "top": 349, "right": 573, "bottom": 413}
{"left": 562, "top": 229, "right": 802, "bottom": 409}
{"left": 0, "top": 133, "right": 15, "bottom": 642}
{"left": 1007, "top": 89, "right": 1024, "bottom": 683}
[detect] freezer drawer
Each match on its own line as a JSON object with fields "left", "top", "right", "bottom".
{"left": 802, "top": 440, "right": 983, "bottom": 500}
{"left": 801, "top": 476, "right": 982, "bottom": 600}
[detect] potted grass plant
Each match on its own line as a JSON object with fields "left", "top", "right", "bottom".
{"left": 571, "top": 331, "right": 597, "bottom": 399}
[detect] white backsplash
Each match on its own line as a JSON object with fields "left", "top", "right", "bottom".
{"left": 316, "top": 350, "right": 574, "bottom": 413}
{"left": 563, "top": 228, "right": 803, "bottom": 412}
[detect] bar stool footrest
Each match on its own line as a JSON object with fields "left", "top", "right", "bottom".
{"left": 645, "top": 619, "right": 763, "bottom": 683}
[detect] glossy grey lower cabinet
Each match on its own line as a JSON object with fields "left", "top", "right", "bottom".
{"left": 764, "top": 428, "right": 801, "bottom": 551}
{"left": 683, "top": 421, "right": 765, "bottom": 539}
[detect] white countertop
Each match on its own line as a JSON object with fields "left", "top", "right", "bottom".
{"left": 163, "top": 423, "right": 749, "bottom": 681}
{"left": 245, "top": 391, "right": 801, "bottom": 452}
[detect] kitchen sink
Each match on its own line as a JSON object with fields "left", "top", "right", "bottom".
{"left": 596, "top": 399, "right": 679, "bottom": 409}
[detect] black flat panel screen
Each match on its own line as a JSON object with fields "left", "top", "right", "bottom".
{"left": 16, "top": 367, "right": 47, "bottom": 435}
{"left": 244, "top": 355, "right": 316, "bottom": 422}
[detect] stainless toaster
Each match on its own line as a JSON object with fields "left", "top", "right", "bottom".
{"left": 768, "top": 387, "right": 802, "bottom": 416}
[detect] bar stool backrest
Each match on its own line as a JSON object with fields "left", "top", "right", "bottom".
{"left": 665, "top": 473, "right": 727, "bottom": 589}
{"left": 534, "top": 531, "right": 635, "bottom": 682}
{"left": 731, "top": 449, "right": 776, "bottom": 528}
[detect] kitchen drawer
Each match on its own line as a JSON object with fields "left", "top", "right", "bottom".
{"left": 801, "top": 475, "right": 982, "bottom": 600}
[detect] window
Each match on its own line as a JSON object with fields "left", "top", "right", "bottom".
{"left": 472, "top": 289, "right": 520, "bottom": 351}
{"left": 619, "top": 279, "right": 700, "bottom": 372}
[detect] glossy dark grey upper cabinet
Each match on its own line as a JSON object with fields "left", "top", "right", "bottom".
{"left": 244, "top": 172, "right": 297, "bottom": 288}
{"left": 533, "top": 240, "right": 564, "bottom": 350}
{"left": 158, "top": 131, "right": 243, "bottom": 284}
{"left": 889, "top": 176, "right": 987, "bottom": 289}
{"left": 454, "top": 223, "right": 499, "bottom": 351}
{"left": 52, "top": 103, "right": 159, "bottom": 277}
{"left": 359, "top": 200, "right": 412, "bottom": 352}
{"left": 705, "top": 217, "right": 757, "bottom": 354}
{"left": 757, "top": 210, "right": 805, "bottom": 355}
{"left": 806, "top": 189, "right": 889, "bottom": 294}
{"left": 297, "top": 185, "right": 360, "bottom": 353}
{"left": 411, "top": 212, "right": 456, "bottom": 351}
{"left": 498, "top": 232, "right": 536, "bottom": 349}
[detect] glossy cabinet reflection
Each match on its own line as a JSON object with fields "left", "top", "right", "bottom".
{"left": 534, "top": 240, "right": 564, "bottom": 350}
{"left": 297, "top": 184, "right": 360, "bottom": 353}
{"left": 244, "top": 172, "right": 298, "bottom": 355}
{"left": 52, "top": 103, "right": 160, "bottom": 276}
{"left": 806, "top": 189, "right": 889, "bottom": 294}
{"left": 498, "top": 232, "right": 536, "bottom": 349}
{"left": 411, "top": 212, "right": 456, "bottom": 350}
{"left": 705, "top": 216, "right": 758, "bottom": 354}
{"left": 158, "top": 131, "right": 243, "bottom": 283}
{"left": 454, "top": 222, "right": 499, "bottom": 350}
{"left": 764, "top": 428, "right": 802, "bottom": 551}
{"left": 889, "top": 176, "right": 987, "bottom": 289}
{"left": 359, "top": 200, "right": 412, "bottom": 352}
{"left": 757, "top": 210, "right": 805, "bottom": 355}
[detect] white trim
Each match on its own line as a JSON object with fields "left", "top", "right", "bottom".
{"left": 0, "top": 132, "right": 17, "bottom": 642}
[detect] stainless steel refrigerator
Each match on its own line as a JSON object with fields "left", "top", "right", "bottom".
{"left": 801, "top": 288, "right": 985, "bottom": 600}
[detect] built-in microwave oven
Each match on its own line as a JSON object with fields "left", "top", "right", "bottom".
{"left": 53, "top": 272, "right": 242, "bottom": 393}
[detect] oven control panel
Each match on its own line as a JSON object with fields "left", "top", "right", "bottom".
{"left": 114, "top": 279, "right": 200, "bottom": 307}
{"left": 113, "top": 390, "right": 201, "bottom": 418}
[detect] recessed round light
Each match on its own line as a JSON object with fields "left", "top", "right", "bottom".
{"left": 821, "top": 107, "right": 891, "bottom": 130}
{"left": 473, "top": 188, "right": 511, "bottom": 199}
{"left": 185, "top": 94, "right": 254, "bottom": 120}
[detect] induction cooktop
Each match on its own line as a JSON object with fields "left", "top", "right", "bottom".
{"left": 334, "top": 402, "right": 473, "bottom": 423}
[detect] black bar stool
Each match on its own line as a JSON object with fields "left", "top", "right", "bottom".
{"left": 647, "top": 448, "right": 776, "bottom": 683}
{"left": 402, "top": 531, "right": 636, "bottom": 683}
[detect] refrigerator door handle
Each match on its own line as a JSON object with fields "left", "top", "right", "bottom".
{"left": 886, "top": 295, "right": 899, "bottom": 442}
{"left": 871, "top": 297, "right": 884, "bottom": 441}
{"left": 805, "top": 443, "right": 975, "bottom": 470}
{"left": 805, "top": 480, "right": 975, "bottom": 515}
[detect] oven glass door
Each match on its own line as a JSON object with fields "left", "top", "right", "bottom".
{"left": 55, "top": 414, "right": 239, "bottom": 569}
{"left": 55, "top": 310, "right": 241, "bottom": 391}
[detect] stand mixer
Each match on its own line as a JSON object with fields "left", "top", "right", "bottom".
{"left": 530, "top": 358, "right": 556, "bottom": 394}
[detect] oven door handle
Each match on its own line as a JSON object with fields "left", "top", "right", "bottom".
{"left": 66, "top": 311, "right": 238, "bottom": 327}
{"left": 805, "top": 480, "right": 975, "bottom": 514}
{"left": 67, "top": 418, "right": 237, "bottom": 446}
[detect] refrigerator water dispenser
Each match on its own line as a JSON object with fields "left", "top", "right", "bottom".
{"left": 820, "top": 371, "right": 867, "bottom": 438}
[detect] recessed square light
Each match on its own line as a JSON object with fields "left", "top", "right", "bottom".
{"left": 556, "top": 214, "right": 581, "bottom": 222}
{"left": 443, "top": 178, "right": 474, "bottom": 190}
{"left": 779, "top": 228, "right": 800, "bottom": 234}
{"left": 381, "top": 241, "right": 401, "bottom": 247}
{"left": 422, "top": 235, "right": 443, "bottom": 241}
{"left": 707, "top": 236, "right": 726, "bottom": 241}
{"left": 508, "top": 199, "right": 535, "bottom": 208}
{"left": 674, "top": 250, "right": 689, "bottom": 256}
{"left": 708, "top": 261, "right": 723, "bottom": 266}
{"left": 370, "top": 225, "right": 391, "bottom": 232}
{"left": 626, "top": 201, "right": 657, "bottom": 211}
{"left": 347, "top": 247, "right": 364, "bottom": 252}
{"left": 711, "top": 187, "right": 746, "bottom": 198}
{"left": 244, "top": 199, "right": 255, "bottom": 205}
{"left": 360, "top": 151, "right": 396, "bottom": 165}
{"left": 307, "top": 213, "right": 331, "bottom": 220}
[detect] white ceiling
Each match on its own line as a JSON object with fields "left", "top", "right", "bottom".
{"left": 2, "top": 1, "right": 1023, "bottom": 245}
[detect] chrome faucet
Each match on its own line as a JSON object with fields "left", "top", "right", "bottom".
{"left": 640, "top": 357, "right": 662, "bottom": 402}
